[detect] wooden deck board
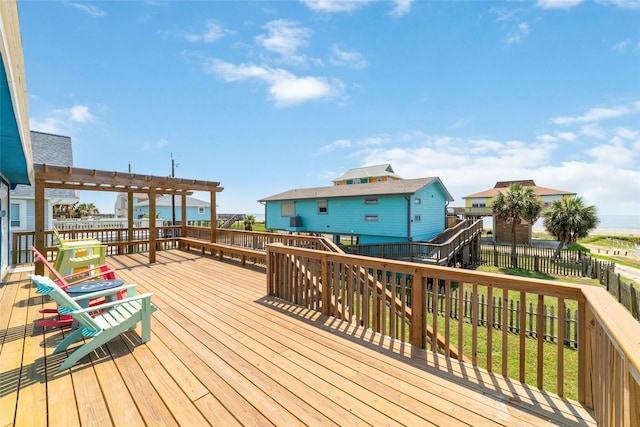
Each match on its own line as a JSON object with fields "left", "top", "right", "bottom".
{"left": 1, "top": 249, "right": 596, "bottom": 426}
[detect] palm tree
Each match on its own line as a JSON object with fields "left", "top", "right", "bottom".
{"left": 243, "top": 215, "right": 256, "bottom": 231}
{"left": 543, "top": 196, "right": 599, "bottom": 259}
{"left": 491, "top": 184, "right": 542, "bottom": 268}
{"left": 74, "top": 203, "right": 100, "bottom": 218}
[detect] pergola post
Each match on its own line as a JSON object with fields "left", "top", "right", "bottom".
{"left": 181, "top": 193, "right": 187, "bottom": 238}
{"left": 127, "top": 192, "right": 134, "bottom": 254}
{"left": 210, "top": 190, "right": 216, "bottom": 243}
{"left": 149, "top": 187, "right": 156, "bottom": 263}
{"left": 34, "top": 175, "right": 46, "bottom": 275}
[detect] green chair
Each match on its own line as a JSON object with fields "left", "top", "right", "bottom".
{"left": 30, "top": 274, "right": 157, "bottom": 371}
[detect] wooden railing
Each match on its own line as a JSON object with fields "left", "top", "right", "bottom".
{"left": 11, "top": 226, "right": 183, "bottom": 263}
{"left": 345, "top": 219, "right": 483, "bottom": 266}
{"left": 266, "top": 244, "right": 640, "bottom": 425}
{"left": 12, "top": 227, "right": 336, "bottom": 265}
{"left": 185, "top": 227, "right": 335, "bottom": 251}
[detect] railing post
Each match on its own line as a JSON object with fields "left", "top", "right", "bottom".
{"left": 578, "top": 300, "right": 589, "bottom": 405}
{"left": 411, "top": 271, "right": 426, "bottom": 349}
{"left": 321, "top": 253, "right": 330, "bottom": 316}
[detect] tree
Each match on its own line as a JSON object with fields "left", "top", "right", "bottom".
{"left": 491, "top": 184, "right": 542, "bottom": 268}
{"left": 243, "top": 215, "right": 256, "bottom": 231}
{"left": 543, "top": 196, "right": 599, "bottom": 259}
{"left": 73, "top": 203, "right": 100, "bottom": 218}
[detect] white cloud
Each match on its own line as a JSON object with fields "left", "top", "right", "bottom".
{"left": 536, "top": 0, "right": 583, "bottom": 9}
{"left": 329, "top": 44, "right": 368, "bottom": 69}
{"left": 185, "top": 21, "right": 234, "bottom": 43}
{"left": 552, "top": 101, "right": 640, "bottom": 124}
{"left": 586, "top": 143, "right": 635, "bottom": 167}
{"left": 69, "top": 2, "right": 106, "bottom": 17}
{"left": 506, "top": 22, "right": 530, "bottom": 44}
{"left": 142, "top": 138, "right": 169, "bottom": 151}
{"left": 69, "top": 105, "right": 95, "bottom": 123}
{"left": 256, "top": 20, "right": 311, "bottom": 57}
{"left": 203, "top": 59, "right": 343, "bottom": 107}
{"left": 30, "top": 104, "right": 96, "bottom": 135}
{"left": 614, "top": 127, "right": 638, "bottom": 140}
{"left": 321, "top": 139, "right": 352, "bottom": 152}
{"left": 556, "top": 131, "right": 577, "bottom": 141}
{"left": 537, "top": 134, "right": 557, "bottom": 143}
{"left": 29, "top": 117, "right": 66, "bottom": 135}
{"left": 580, "top": 123, "right": 607, "bottom": 139}
{"left": 300, "top": 0, "right": 375, "bottom": 13}
{"left": 389, "top": 0, "right": 413, "bottom": 17}
{"left": 612, "top": 39, "right": 631, "bottom": 51}
{"left": 318, "top": 122, "right": 639, "bottom": 215}
{"left": 601, "top": 0, "right": 640, "bottom": 10}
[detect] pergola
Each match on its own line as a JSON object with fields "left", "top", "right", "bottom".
{"left": 33, "top": 163, "right": 223, "bottom": 275}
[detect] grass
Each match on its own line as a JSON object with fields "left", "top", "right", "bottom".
{"left": 368, "top": 265, "right": 585, "bottom": 400}
{"left": 424, "top": 309, "right": 579, "bottom": 400}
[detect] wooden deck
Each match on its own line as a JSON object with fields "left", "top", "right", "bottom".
{"left": 1, "top": 250, "right": 596, "bottom": 426}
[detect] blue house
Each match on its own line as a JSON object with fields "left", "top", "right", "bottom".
{"left": 260, "top": 167, "right": 454, "bottom": 244}
{"left": 1, "top": 3, "right": 33, "bottom": 278}
{"left": 134, "top": 195, "right": 211, "bottom": 222}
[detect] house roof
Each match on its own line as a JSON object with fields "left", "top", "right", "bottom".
{"left": 463, "top": 179, "right": 575, "bottom": 199}
{"left": 260, "top": 177, "right": 454, "bottom": 202}
{"left": 135, "top": 195, "right": 210, "bottom": 208}
{"left": 11, "top": 131, "right": 77, "bottom": 202}
{"left": 332, "top": 164, "right": 403, "bottom": 182}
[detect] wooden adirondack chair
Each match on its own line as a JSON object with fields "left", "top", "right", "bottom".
{"left": 31, "top": 246, "right": 121, "bottom": 327}
{"left": 30, "top": 274, "right": 156, "bottom": 371}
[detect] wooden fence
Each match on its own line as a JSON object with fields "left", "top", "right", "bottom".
{"left": 601, "top": 268, "right": 640, "bottom": 321}
{"left": 480, "top": 243, "right": 615, "bottom": 277}
{"left": 481, "top": 243, "right": 640, "bottom": 321}
{"left": 425, "top": 288, "right": 579, "bottom": 348}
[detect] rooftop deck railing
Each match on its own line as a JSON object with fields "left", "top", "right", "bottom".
{"left": 266, "top": 244, "right": 640, "bottom": 425}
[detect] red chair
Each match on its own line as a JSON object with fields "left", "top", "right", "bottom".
{"left": 31, "top": 246, "right": 122, "bottom": 327}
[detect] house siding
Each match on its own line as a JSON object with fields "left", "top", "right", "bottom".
{"left": 263, "top": 176, "right": 453, "bottom": 245}
{"left": 409, "top": 185, "right": 448, "bottom": 241}
{"left": 265, "top": 191, "right": 450, "bottom": 244}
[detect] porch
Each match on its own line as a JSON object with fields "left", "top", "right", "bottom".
{"left": 1, "top": 249, "right": 597, "bottom": 426}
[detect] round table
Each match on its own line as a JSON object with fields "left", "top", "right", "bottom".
{"left": 67, "top": 279, "right": 124, "bottom": 294}
{"left": 67, "top": 279, "right": 125, "bottom": 308}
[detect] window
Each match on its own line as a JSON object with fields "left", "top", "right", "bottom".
{"left": 317, "top": 201, "right": 328, "bottom": 214}
{"left": 198, "top": 207, "right": 205, "bottom": 214}
{"left": 364, "top": 199, "right": 378, "bottom": 205}
{"left": 364, "top": 215, "right": 378, "bottom": 222}
{"left": 10, "top": 201, "right": 26, "bottom": 229}
{"left": 354, "top": 178, "right": 362, "bottom": 184}
{"left": 414, "top": 198, "right": 421, "bottom": 205}
{"left": 414, "top": 215, "right": 421, "bottom": 222}
{"left": 471, "top": 203, "right": 486, "bottom": 208}
{"left": 281, "top": 202, "right": 295, "bottom": 217}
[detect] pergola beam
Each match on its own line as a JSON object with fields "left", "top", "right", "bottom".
{"left": 33, "top": 163, "right": 223, "bottom": 273}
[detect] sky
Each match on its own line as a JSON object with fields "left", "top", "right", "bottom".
{"left": 18, "top": 0, "right": 640, "bottom": 220}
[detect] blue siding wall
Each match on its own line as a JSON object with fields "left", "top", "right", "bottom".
{"left": 409, "top": 185, "right": 448, "bottom": 241}
{"left": 264, "top": 180, "right": 450, "bottom": 244}
{"left": 266, "top": 196, "right": 411, "bottom": 242}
